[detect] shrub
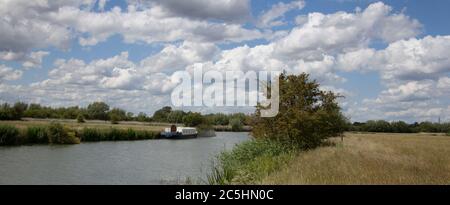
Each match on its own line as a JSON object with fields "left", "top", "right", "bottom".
{"left": 77, "top": 114, "right": 85, "bottom": 123}
{"left": 229, "top": 118, "right": 243, "bottom": 132}
{"left": 0, "top": 124, "right": 20, "bottom": 145}
{"left": 47, "top": 122, "right": 80, "bottom": 144}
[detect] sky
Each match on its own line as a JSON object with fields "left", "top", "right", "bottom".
{"left": 0, "top": 0, "right": 449, "bottom": 122}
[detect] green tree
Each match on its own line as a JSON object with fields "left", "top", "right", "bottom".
{"left": 136, "top": 112, "right": 148, "bottom": 122}
{"left": 182, "top": 112, "right": 204, "bottom": 127}
{"left": 167, "top": 110, "right": 185, "bottom": 123}
{"left": 252, "top": 73, "right": 347, "bottom": 149}
{"left": 126, "top": 112, "right": 134, "bottom": 121}
{"left": 87, "top": 102, "right": 110, "bottom": 120}
{"left": 108, "top": 108, "right": 127, "bottom": 124}
{"left": 13, "top": 102, "right": 28, "bottom": 119}
{"left": 152, "top": 106, "right": 172, "bottom": 122}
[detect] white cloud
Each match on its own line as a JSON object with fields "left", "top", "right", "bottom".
{"left": 128, "top": 0, "right": 252, "bottom": 22}
{"left": 257, "top": 0, "right": 305, "bottom": 28}
{"left": 0, "top": 51, "right": 49, "bottom": 68}
{"left": 274, "top": 2, "right": 421, "bottom": 59}
{"left": 337, "top": 35, "right": 450, "bottom": 82}
{"left": 0, "top": 64, "right": 23, "bottom": 81}
{"left": 140, "top": 41, "right": 219, "bottom": 74}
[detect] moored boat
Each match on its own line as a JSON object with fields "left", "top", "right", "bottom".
{"left": 160, "top": 125, "right": 198, "bottom": 139}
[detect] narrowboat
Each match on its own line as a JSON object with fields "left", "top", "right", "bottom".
{"left": 160, "top": 125, "right": 198, "bottom": 139}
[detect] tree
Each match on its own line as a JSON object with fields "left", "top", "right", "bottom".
{"left": 136, "top": 112, "right": 148, "bottom": 122}
{"left": 167, "top": 110, "right": 185, "bottom": 123}
{"left": 182, "top": 112, "right": 204, "bottom": 127}
{"left": 152, "top": 106, "right": 172, "bottom": 122}
{"left": 126, "top": 112, "right": 134, "bottom": 121}
{"left": 87, "top": 102, "right": 110, "bottom": 120}
{"left": 108, "top": 108, "right": 127, "bottom": 124}
{"left": 252, "top": 73, "right": 347, "bottom": 150}
{"left": 13, "top": 102, "right": 28, "bottom": 119}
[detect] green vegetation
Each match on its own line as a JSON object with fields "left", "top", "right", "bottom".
{"left": 208, "top": 139, "right": 294, "bottom": 184}
{"left": 0, "top": 124, "right": 19, "bottom": 145}
{"left": 182, "top": 112, "right": 204, "bottom": 127}
{"left": 26, "top": 126, "right": 49, "bottom": 144}
{"left": 0, "top": 122, "right": 160, "bottom": 146}
{"left": 76, "top": 114, "right": 85, "bottom": 123}
{"left": 253, "top": 73, "right": 346, "bottom": 149}
{"left": 79, "top": 128, "right": 159, "bottom": 141}
{"left": 0, "top": 101, "right": 254, "bottom": 131}
{"left": 0, "top": 122, "right": 79, "bottom": 145}
{"left": 209, "top": 73, "right": 347, "bottom": 184}
{"left": 47, "top": 122, "right": 80, "bottom": 144}
{"left": 229, "top": 117, "right": 243, "bottom": 132}
{"left": 349, "top": 120, "right": 450, "bottom": 133}
{"left": 262, "top": 133, "right": 450, "bottom": 185}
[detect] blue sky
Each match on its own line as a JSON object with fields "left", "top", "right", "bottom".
{"left": 1, "top": 0, "right": 449, "bottom": 122}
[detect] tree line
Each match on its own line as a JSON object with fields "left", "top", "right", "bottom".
{"left": 0, "top": 102, "right": 252, "bottom": 129}
{"left": 348, "top": 120, "right": 450, "bottom": 133}
{"left": 1, "top": 101, "right": 448, "bottom": 133}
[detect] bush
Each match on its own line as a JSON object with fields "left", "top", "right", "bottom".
{"left": 77, "top": 114, "right": 85, "bottom": 123}
{"left": 0, "top": 124, "right": 20, "bottom": 145}
{"left": 229, "top": 118, "right": 243, "bottom": 132}
{"left": 47, "top": 122, "right": 80, "bottom": 144}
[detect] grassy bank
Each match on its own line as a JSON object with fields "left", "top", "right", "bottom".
{"left": 209, "top": 132, "right": 450, "bottom": 185}
{"left": 0, "top": 122, "right": 160, "bottom": 146}
{"left": 263, "top": 132, "right": 450, "bottom": 184}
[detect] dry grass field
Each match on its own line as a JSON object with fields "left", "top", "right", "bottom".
{"left": 262, "top": 132, "right": 450, "bottom": 185}
{"left": 0, "top": 118, "right": 169, "bottom": 131}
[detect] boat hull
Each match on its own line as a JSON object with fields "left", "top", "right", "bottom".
{"left": 160, "top": 132, "right": 198, "bottom": 139}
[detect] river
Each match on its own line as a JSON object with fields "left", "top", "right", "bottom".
{"left": 0, "top": 132, "right": 250, "bottom": 184}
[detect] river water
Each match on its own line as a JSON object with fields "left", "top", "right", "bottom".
{"left": 0, "top": 132, "right": 250, "bottom": 184}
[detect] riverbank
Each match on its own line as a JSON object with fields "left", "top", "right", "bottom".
{"left": 210, "top": 132, "right": 450, "bottom": 185}
{"left": 0, "top": 123, "right": 161, "bottom": 146}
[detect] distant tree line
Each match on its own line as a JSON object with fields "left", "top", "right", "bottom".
{"left": 151, "top": 106, "right": 252, "bottom": 128}
{"left": 348, "top": 120, "right": 450, "bottom": 133}
{"left": 0, "top": 102, "right": 146, "bottom": 122}
{"left": 0, "top": 102, "right": 252, "bottom": 129}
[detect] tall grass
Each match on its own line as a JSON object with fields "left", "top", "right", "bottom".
{"left": 0, "top": 123, "right": 160, "bottom": 146}
{"left": 262, "top": 133, "right": 450, "bottom": 184}
{"left": 0, "top": 124, "right": 20, "bottom": 145}
{"left": 26, "top": 126, "right": 49, "bottom": 144}
{"left": 79, "top": 128, "right": 159, "bottom": 141}
{"left": 207, "top": 139, "right": 295, "bottom": 184}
